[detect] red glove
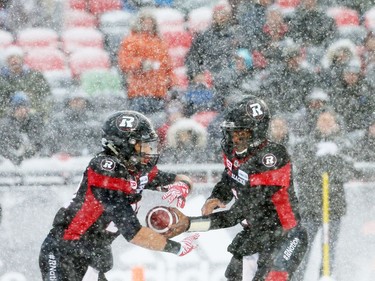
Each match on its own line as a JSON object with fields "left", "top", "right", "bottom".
{"left": 162, "top": 181, "right": 190, "bottom": 208}
{"left": 177, "top": 233, "right": 200, "bottom": 256}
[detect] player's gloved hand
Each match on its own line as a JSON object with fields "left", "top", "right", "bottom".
{"left": 201, "top": 198, "right": 226, "bottom": 215}
{"left": 177, "top": 233, "right": 200, "bottom": 256}
{"left": 163, "top": 207, "right": 190, "bottom": 238}
{"left": 162, "top": 181, "right": 190, "bottom": 208}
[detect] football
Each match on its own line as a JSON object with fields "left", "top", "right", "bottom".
{"left": 145, "top": 206, "right": 179, "bottom": 234}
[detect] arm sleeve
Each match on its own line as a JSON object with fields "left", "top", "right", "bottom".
{"left": 145, "top": 169, "right": 177, "bottom": 191}
{"left": 91, "top": 187, "right": 142, "bottom": 241}
{"left": 207, "top": 171, "right": 234, "bottom": 204}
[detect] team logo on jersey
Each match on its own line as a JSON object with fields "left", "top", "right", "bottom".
{"left": 233, "top": 160, "right": 240, "bottom": 168}
{"left": 130, "top": 180, "right": 137, "bottom": 189}
{"left": 116, "top": 114, "right": 139, "bottom": 131}
{"left": 101, "top": 159, "right": 115, "bottom": 171}
{"left": 246, "top": 101, "right": 265, "bottom": 120}
{"left": 262, "top": 153, "right": 277, "bottom": 167}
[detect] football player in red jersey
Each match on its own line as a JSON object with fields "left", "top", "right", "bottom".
{"left": 166, "top": 96, "right": 308, "bottom": 281}
{"left": 39, "top": 110, "right": 199, "bottom": 281}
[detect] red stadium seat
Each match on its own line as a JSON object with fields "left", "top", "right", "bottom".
{"left": 188, "top": 7, "right": 213, "bottom": 34}
{"left": 17, "top": 28, "right": 59, "bottom": 49}
{"left": 62, "top": 27, "right": 104, "bottom": 53}
{"left": 168, "top": 47, "right": 189, "bottom": 68}
{"left": 0, "top": 30, "right": 13, "bottom": 49}
{"left": 69, "top": 0, "right": 87, "bottom": 10}
{"left": 88, "top": 0, "right": 122, "bottom": 15}
{"left": 173, "top": 67, "right": 188, "bottom": 90}
{"left": 64, "top": 10, "right": 98, "bottom": 28}
{"left": 69, "top": 47, "right": 111, "bottom": 78}
{"left": 152, "top": 7, "right": 185, "bottom": 31}
{"left": 24, "top": 48, "right": 67, "bottom": 71}
{"left": 161, "top": 30, "right": 192, "bottom": 49}
{"left": 327, "top": 7, "right": 360, "bottom": 27}
{"left": 276, "top": 0, "right": 300, "bottom": 9}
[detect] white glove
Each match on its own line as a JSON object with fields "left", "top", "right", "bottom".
{"left": 177, "top": 233, "right": 200, "bottom": 256}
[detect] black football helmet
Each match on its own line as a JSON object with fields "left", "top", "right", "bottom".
{"left": 102, "top": 110, "right": 159, "bottom": 172}
{"left": 221, "top": 95, "right": 270, "bottom": 156}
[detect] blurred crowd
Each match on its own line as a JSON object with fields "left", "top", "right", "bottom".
{"left": 0, "top": 0, "right": 374, "bottom": 169}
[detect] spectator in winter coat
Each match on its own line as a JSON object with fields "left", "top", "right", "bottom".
{"left": 214, "top": 48, "right": 259, "bottom": 101}
{"left": 160, "top": 117, "right": 208, "bottom": 164}
{"left": 117, "top": 11, "right": 175, "bottom": 114}
{"left": 288, "top": 0, "right": 336, "bottom": 48}
{"left": 291, "top": 88, "right": 331, "bottom": 137}
{"left": 259, "top": 39, "right": 318, "bottom": 114}
{"left": 185, "top": 2, "right": 240, "bottom": 106}
{"left": 251, "top": 5, "right": 290, "bottom": 67}
{"left": 319, "top": 38, "right": 361, "bottom": 89}
{"left": 234, "top": 0, "right": 274, "bottom": 49}
{"left": 43, "top": 94, "right": 101, "bottom": 157}
{"left": 329, "top": 61, "right": 374, "bottom": 132}
{"left": 350, "top": 114, "right": 375, "bottom": 163}
{"left": 0, "top": 92, "right": 45, "bottom": 166}
{"left": 292, "top": 109, "right": 355, "bottom": 281}
{"left": 0, "top": 46, "right": 51, "bottom": 120}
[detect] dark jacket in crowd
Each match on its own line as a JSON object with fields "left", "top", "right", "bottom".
{"left": 44, "top": 97, "right": 101, "bottom": 156}
{"left": 185, "top": 22, "right": 239, "bottom": 81}
{"left": 260, "top": 62, "right": 318, "bottom": 113}
{"left": 294, "top": 130, "right": 355, "bottom": 221}
{"left": 0, "top": 66, "right": 51, "bottom": 119}
{"left": 0, "top": 107, "right": 45, "bottom": 165}
{"left": 329, "top": 76, "right": 375, "bottom": 132}
{"left": 288, "top": 6, "right": 336, "bottom": 47}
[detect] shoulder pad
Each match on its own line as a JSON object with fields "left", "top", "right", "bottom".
{"left": 256, "top": 142, "right": 290, "bottom": 171}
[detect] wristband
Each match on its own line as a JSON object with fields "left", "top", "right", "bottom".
{"left": 179, "top": 180, "right": 191, "bottom": 190}
{"left": 163, "top": 239, "right": 181, "bottom": 255}
{"left": 187, "top": 217, "right": 211, "bottom": 232}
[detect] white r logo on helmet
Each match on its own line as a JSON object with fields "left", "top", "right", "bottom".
{"left": 249, "top": 103, "right": 263, "bottom": 117}
{"left": 119, "top": 116, "right": 135, "bottom": 128}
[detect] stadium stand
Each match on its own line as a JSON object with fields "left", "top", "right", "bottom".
{"left": 17, "top": 27, "right": 59, "bottom": 49}
{"left": 69, "top": 47, "right": 111, "bottom": 78}
{"left": 62, "top": 27, "right": 105, "bottom": 53}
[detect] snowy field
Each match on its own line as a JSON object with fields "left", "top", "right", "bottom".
{"left": 0, "top": 158, "right": 374, "bottom": 281}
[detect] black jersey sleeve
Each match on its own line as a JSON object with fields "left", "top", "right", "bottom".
{"left": 91, "top": 187, "right": 142, "bottom": 241}
{"left": 145, "top": 167, "right": 177, "bottom": 191}
{"left": 209, "top": 206, "right": 244, "bottom": 229}
{"left": 207, "top": 171, "right": 234, "bottom": 204}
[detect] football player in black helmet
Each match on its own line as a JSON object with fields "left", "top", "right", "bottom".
{"left": 101, "top": 110, "right": 160, "bottom": 172}
{"left": 39, "top": 110, "right": 198, "bottom": 281}
{"left": 166, "top": 96, "right": 308, "bottom": 281}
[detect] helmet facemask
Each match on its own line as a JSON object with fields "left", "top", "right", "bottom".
{"left": 129, "top": 138, "right": 160, "bottom": 173}
{"left": 221, "top": 122, "right": 255, "bottom": 157}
